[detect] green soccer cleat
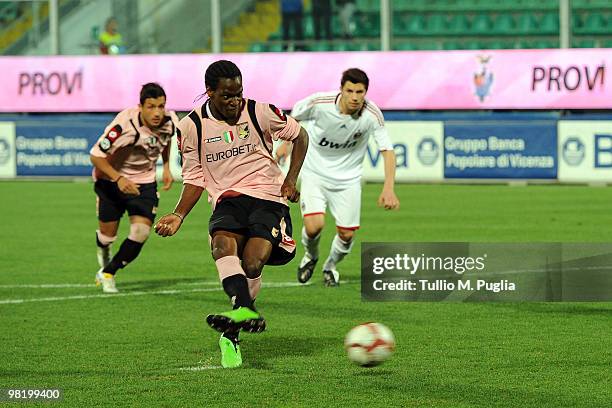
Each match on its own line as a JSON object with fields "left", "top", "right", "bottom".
{"left": 219, "top": 334, "right": 242, "bottom": 368}
{"left": 206, "top": 306, "right": 266, "bottom": 333}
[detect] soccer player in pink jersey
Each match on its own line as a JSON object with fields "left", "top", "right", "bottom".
{"left": 90, "top": 83, "right": 178, "bottom": 294}
{"left": 155, "top": 60, "right": 308, "bottom": 368}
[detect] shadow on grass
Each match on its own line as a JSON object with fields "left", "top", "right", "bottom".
{"left": 243, "top": 335, "right": 338, "bottom": 369}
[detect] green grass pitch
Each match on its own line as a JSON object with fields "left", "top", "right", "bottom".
{"left": 0, "top": 181, "right": 610, "bottom": 407}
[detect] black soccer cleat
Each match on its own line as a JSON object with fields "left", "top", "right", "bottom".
{"left": 297, "top": 257, "right": 318, "bottom": 284}
{"left": 323, "top": 269, "right": 340, "bottom": 287}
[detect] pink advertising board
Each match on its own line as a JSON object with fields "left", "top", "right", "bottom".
{"left": 0, "top": 49, "right": 609, "bottom": 112}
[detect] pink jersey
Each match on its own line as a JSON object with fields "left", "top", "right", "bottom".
{"left": 178, "top": 99, "right": 300, "bottom": 208}
{"left": 90, "top": 107, "right": 179, "bottom": 184}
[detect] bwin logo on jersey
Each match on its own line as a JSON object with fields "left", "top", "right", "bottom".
{"left": 417, "top": 137, "right": 439, "bottom": 166}
{"left": 562, "top": 137, "right": 585, "bottom": 166}
{"left": 319, "top": 137, "right": 357, "bottom": 149}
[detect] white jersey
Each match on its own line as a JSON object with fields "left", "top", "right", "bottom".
{"left": 291, "top": 91, "right": 393, "bottom": 184}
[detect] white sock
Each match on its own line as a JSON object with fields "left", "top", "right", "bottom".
{"left": 302, "top": 227, "right": 321, "bottom": 261}
{"left": 323, "top": 234, "right": 353, "bottom": 271}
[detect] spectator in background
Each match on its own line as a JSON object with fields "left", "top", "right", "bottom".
{"left": 337, "top": 0, "right": 356, "bottom": 38}
{"left": 99, "top": 17, "right": 124, "bottom": 55}
{"left": 312, "top": 0, "right": 332, "bottom": 41}
{"left": 281, "top": 0, "right": 304, "bottom": 51}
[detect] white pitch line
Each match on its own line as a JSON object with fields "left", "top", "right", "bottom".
{"left": 0, "top": 283, "right": 95, "bottom": 289}
{"left": 0, "top": 282, "right": 306, "bottom": 305}
{"left": 178, "top": 365, "right": 223, "bottom": 371}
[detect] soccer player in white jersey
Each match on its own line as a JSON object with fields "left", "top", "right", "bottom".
{"left": 276, "top": 68, "right": 400, "bottom": 286}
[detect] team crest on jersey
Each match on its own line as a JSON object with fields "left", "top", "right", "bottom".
{"left": 237, "top": 123, "right": 249, "bottom": 139}
{"left": 353, "top": 131, "right": 363, "bottom": 140}
{"left": 270, "top": 104, "right": 287, "bottom": 122}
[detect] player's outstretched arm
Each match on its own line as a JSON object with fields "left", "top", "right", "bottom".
{"left": 378, "top": 150, "right": 400, "bottom": 210}
{"left": 155, "top": 183, "right": 203, "bottom": 237}
{"left": 281, "top": 127, "right": 308, "bottom": 203}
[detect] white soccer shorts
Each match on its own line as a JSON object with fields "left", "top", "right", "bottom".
{"left": 299, "top": 176, "right": 361, "bottom": 230}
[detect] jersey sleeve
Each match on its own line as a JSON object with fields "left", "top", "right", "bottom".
{"left": 90, "top": 110, "right": 136, "bottom": 157}
{"left": 257, "top": 102, "right": 301, "bottom": 142}
{"left": 290, "top": 92, "right": 327, "bottom": 121}
{"left": 367, "top": 103, "right": 394, "bottom": 151}
{"left": 177, "top": 114, "right": 206, "bottom": 188}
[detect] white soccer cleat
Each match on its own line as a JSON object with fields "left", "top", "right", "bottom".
{"left": 97, "top": 246, "right": 112, "bottom": 268}
{"left": 95, "top": 268, "right": 119, "bottom": 294}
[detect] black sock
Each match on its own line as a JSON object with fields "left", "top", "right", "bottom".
{"left": 221, "top": 274, "right": 253, "bottom": 310}
{"left": 96, "top": 232, "right": 109, "bottom": 249}
{"left": 103, "top": 238, "right": 143, "bottom": 275}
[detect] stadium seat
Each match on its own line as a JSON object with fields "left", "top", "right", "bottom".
{"left": 426, "top": 14, "right": 447, "bottom": 35}
{"left": 571, "top": 13, "right": 582, "bottom": 31}
{"left": 267, "top": 43, "right": 284, "bottom": 52}
{"left": 539, "top": 13, "right": 559, "bottom": 34}
{"left": 494, "top": 13, "right": 515, "bottom": 35}
{"left": 354, "top": 13, "right": 380, "bottom": 38}
{"left": 443, "top": 41, "right": 461, "bottom": 50}
{"left": 417, "top": 40, "right": 443, "bottom": 50}
{"left": 447, "top": 14, "right": 470, "bottom": 34}
{"left": 533, "top": 39, "right": 555, "bottom": 49}
{"left": 581, "top": 12, "right": 607, "bottom": 34}
{"left": 249, "top": 42, "right": 266, "bottom": 52}
{"left": 573, "top": 38, "right": 597, "bottom": 48}
{"left": 406, "top": 15, "right": 426, "bottom": 35}
{"left": 310, "top": 42, "right": 331, "bottom": 52}
{"left": 516, "top": 13, "right": 538, "bottom": 34}
{"left": 464, "top": 40, "right": 483, "bottom": 50}
{"left": 392, "top": 14, "right": 407, "bottom": 35}
{"left": 356, "top": 0, "right": 378, "bottom": 13}
{"left": 488, "top": 40, "right": 508, "bottom": 49}
{"left": 303, "top": 15, "right": 314, "bottom": 39}
{"left": 394, "top": 41, "right": 416, "bottom": 50}
{"left": 471, "top": 14, "right": 493, "bottom": 34}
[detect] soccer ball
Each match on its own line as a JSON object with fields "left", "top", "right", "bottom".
{"left": 344, "top": 322, "right": 395, "bottom": 367}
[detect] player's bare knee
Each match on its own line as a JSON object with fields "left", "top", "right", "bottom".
{"left": 337, "top": 229, "right": 355, "bottom": 243}
{"left": 306, "top": 225, "right": 324, "bottom": 239}
{"left": 211, "top": 236, "right": 235, "bottom": 260}
{"left": 128, "top": 223, "right": 151, "bottom": 243}
{"left": 242, "top": 256, "right": 264, "bottom": 279}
